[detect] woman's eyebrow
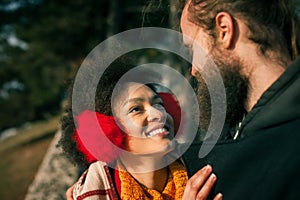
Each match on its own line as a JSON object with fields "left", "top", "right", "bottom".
{"left": 123, "top": 98, "right": 144, "bottom": 107}
{"left": 123, "top": 94, "right": 162, "bottom": 106}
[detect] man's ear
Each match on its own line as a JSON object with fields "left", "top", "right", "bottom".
{"left": 215, "top": 12, "right": 235, "bottom": 49}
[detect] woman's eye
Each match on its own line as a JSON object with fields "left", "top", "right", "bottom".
{"left": 129, "top": 106, "right": 142, "bottom": 114}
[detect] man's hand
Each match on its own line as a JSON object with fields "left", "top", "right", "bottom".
{"left": 182, "top": 165, "right": 223, "bottom": 200}
{"left": 66, "top": 183, "right": 75, "bottom": 200}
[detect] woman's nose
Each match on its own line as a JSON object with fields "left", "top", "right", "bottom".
{"left": 147, "top": 106, "right": 164, "bottom": 122}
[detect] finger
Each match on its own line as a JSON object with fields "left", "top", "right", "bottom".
{"left": 195, "top": 173, "right": 217, "bottom": 200}
{"left": 213, "top": 193, "right": 223, "bottom": 200}
{"left": 66, "top": 184, "right": 75, "bottom": 200}
{"left": 183, "top": 165, "right": 213, "bottom": 198}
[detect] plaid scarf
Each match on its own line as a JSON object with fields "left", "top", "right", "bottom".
{"left": 73, "top": 161, "right": 118, "bottom": 200}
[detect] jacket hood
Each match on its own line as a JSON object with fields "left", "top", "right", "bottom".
{"left": 241, "top": 57, "right": 300, "bottom": 137}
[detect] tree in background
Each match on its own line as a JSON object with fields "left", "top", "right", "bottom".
{"left": 0, "top": 0, "right": 183, "bottom": 132}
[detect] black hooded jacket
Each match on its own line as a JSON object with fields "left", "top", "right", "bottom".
{"left": 183, "top": 57, "right": 300, "bottom": 199}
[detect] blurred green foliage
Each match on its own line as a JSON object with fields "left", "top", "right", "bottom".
{"left": 0, "top": 0, "right": 176, "bottom": 131}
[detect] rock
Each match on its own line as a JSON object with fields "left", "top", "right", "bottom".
{"left": 25, "top": 130, "right": 79, "bottom": 200}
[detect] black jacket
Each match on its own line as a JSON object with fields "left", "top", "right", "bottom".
{"left": 183, "top": 57, "right": 300, "bottom": 199}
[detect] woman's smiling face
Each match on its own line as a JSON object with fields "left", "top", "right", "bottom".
{"left": 113, "top": 82, "right": 174, "bottom": 154}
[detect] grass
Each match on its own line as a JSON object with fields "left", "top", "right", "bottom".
{"left": 0, "top": 116, "right": 60, "bottom": 200}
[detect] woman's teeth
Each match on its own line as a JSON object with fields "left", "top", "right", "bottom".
{"left": 147, "top": 128, "right": 168, "bottom": 137}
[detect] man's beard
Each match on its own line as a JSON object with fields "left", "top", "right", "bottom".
{"left": 193, "top": 47, "right": 248, "bottom": 135}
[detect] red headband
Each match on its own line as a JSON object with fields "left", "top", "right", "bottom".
{"left": 74, "top": 92, "right": 182, "bottom": 164}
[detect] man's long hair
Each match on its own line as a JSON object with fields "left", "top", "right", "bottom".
{"left": 186, "top": 0, "right": 300, "bottom": 61}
